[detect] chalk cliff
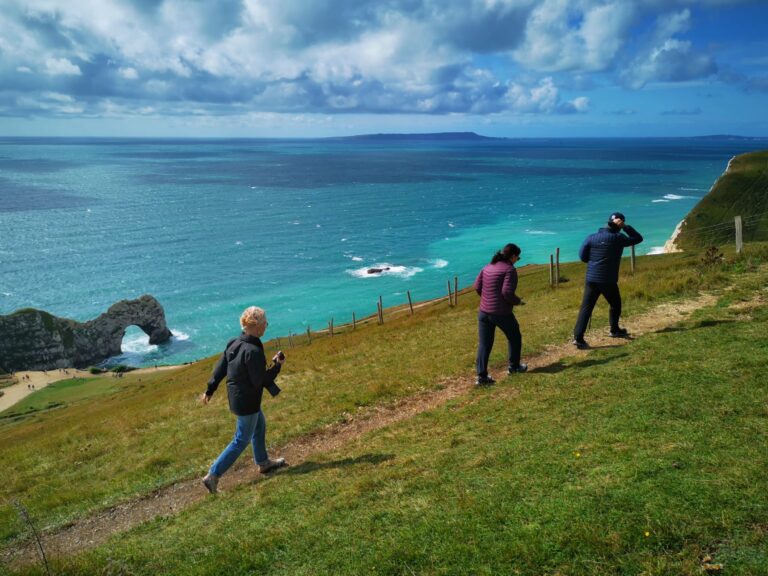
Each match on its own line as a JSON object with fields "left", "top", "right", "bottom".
{"left": 0, "top": 295, "right": 172, "bottom": 371}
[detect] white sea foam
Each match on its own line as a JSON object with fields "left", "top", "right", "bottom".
{"left": 235, "top": 241, "right": 243, "bottom": 245}
{"left": 525, "top": 229, "right": 556, "bottom": 235}
{"left": 448, "top": 222, "right": 456, "bottom": 228}
{"left": 678, "top": 187, "right": 702, "bottom": 192}
{"left": 347, "top": 263, "right": 423, "bottom": 279}
{"left": 430, "top": 258, "right": 449, "bottom": 268}
{"left": 663, "top": 194, "right": 688, "bottom": 200}
{"left": 351, "top": 256, "right": 363, "bottom": 262}
{"left": 2, "top": 292, "right": 11, "bottom": 297}
{"left": 652, "top": 199, "right": 670, "bottom": 203}
{"left": 648, "top": 246, "right": 666, "bottom": 255}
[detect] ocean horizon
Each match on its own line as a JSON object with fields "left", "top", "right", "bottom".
{"left": 2, "top": 135, "right": 766, "bottom": 367}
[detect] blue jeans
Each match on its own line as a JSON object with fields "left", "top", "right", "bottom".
{"left": 476, "top": 311, "right": 522, "bottom": 377}
{"left": 209, "top": 411, "right": 269, "bottom": 477}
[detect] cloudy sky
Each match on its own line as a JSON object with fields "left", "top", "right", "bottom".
{"left": 1, "top": 0, "right": 766, "bottom": 137}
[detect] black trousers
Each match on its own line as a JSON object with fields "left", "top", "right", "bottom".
{"left": 573, "top": 282, "right": 622, "bottom": 340}
{"left": 476, "top": 311, "right": 522, "bottom": 377}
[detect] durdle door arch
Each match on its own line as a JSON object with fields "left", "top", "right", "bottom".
{"left": 0, "top": 295, "right": 172, "bottom": 371}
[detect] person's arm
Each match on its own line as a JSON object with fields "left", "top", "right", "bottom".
{"left": 578, "top": 237, "right": 591, "bottom": 263}
{"left": 501, "top": 268, "right": 522, "bottom": 306}
{"left": 245, "top": 347, "right": 281, "bottom": 390}
{"left": 621, "top": 225, "right": 643, "bottom": 246}
{"left": 201, "top": 351, "right": 227, "bottom": 404}
{"left": 473, "top": 269, "right": 484, "bottom": 295}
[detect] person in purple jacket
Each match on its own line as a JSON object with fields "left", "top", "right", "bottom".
{"left": 572, "top": 212, "right": 643, "bottom": 349}
{"left": 473, "top": 243, "right": 527, "bottom": 386}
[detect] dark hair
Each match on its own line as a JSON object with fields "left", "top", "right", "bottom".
{"left": 607, "top": 220, "right": 621, "bottom": 232}
{"left": 491, "top": 243, "right": 521, "bottom": 264}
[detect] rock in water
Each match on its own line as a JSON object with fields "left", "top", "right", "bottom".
{"left": 0, "top": 295, "right": 172, "bottom": 371}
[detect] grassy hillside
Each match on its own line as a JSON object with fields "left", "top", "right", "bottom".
{"left": 676, "top": 150, "right": 768, "bottom": 249}
{"left": 1, "top": 245, "right": 767, "bottom": 575}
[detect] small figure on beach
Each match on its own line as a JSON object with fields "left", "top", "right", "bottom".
{"left": 573, "top": 212, "right": 643, "bottom": 349}
{"left": 200, "top": 306, "right": 287, "bottom": 494}
{"left": 473, "top": 243, "right": 527, "bottom": 386}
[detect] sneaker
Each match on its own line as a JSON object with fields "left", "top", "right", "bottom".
{"left": 609, "top": 328, "right": 629, "bottom": 338}
{"left": 573, "top": 339, "right": 589, "bottom": 350}
{"left": 202, "top": 473, "right": 219, "bottom": 494}
{"left": 475, "top": 375, "right": 496, "bottom": 386}
{"left": 508, "top": 364, "right": 528, "bottom": 374}
{"left": 259, "top": 457, "right": 287, "bottom": 474}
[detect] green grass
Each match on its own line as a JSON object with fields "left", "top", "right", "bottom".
{"left": 18, "top": 280, "right": 768, "bottom": 575}
{"left": 677, "top": 150, "right": 768, "bottom": 249}
{"left": 1, "top": 246, "right": 767, "bottom": 575}
{"left": 0, "top": 377, "right": 119, "bottom": 421}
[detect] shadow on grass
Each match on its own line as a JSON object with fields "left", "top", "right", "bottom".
{"left": 655, "top": 318, "right": 737, "bottom": 334}
{"left": 280, "top": 453, "right": 395, "bottom": 476}
{"left": 532, "top": 352, "right": 629, "bottom": 374}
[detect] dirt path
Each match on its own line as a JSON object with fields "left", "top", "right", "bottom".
{"left": 2, "top": 292, "right": 719, "bottom": 567}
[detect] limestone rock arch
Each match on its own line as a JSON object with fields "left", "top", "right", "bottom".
{"left": 0, "top": 295, "right": 172, "bottom": 371}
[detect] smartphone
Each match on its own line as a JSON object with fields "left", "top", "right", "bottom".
{"left": 276, "top": 350, "right": 285, "bottom": 362}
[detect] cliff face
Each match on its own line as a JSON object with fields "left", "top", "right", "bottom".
{"left": 0, "top": 295, "right": 172, "bottom": 371}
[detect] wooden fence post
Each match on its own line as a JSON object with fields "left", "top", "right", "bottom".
{"left": 352, "top": 312, "right": 356, "bottom": 330}
{"left": 447, "top": 280, "right": 453, "bottom": 306}
{"left": 328, "top": 318, "right": 334, "bottom": 336}
{"left": 407, "top": 290, "right": 414, "bottom": 315}
{"left": 555, "top": 247, "right": 560, "bottom": 287}
{"left": 288, "top": 332, "right": 294, "bottom": 348}
{"left": 631, "top": 245, "right": 636, "bottom": 274}
{"left": 549, "top": 254, "right": 554, "bottom": 287}
{"left": 378, "top": 296, "right": 384, "bottom": 324}
{"left": 735, "top": 215, "right": 743, "bottom": 253}
{"left": 454, "top": 276, "right": 458, "bottom": 304}
{"left": 306, "top": 325, "right": 311, "bottom": 344}
{"left": 276, "top": 337, "right": 281, "bottom": 350}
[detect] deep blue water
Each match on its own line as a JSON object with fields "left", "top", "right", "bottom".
{"left": 1, "top": 136, "right": 765, "bottom": 366}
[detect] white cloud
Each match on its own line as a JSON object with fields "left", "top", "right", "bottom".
{"left": 44, "top": 57, "right": 81, "bottom": 76}
{"left": 16, "top": 66, "right": 32, "bottom": 73}
{"left": 513, "top": 0, "right": 636, "bottom": 72}
{"left": 621, "top": 9, "right": 717, "bottom": 89}
{"left": 118, "top": 67, "right": 139, "bottom": 80}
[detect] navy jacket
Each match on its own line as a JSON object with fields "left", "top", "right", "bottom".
{"left": 206, "top": 333, "right": 280, "bottom": 416}
{"left": 579, "top": 225, "right": 643, "bottom": 283}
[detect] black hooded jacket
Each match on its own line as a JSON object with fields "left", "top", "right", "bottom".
{"left": 205, "top": 333, "right": 280, "bottom": 416}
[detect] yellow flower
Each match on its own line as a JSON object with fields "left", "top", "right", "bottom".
{"left": 644, "top": 531, "right": 650, "bottom": 537}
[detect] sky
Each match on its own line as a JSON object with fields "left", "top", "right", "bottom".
{"left": 1, "top": 0, "right": 767, "bottom": 138}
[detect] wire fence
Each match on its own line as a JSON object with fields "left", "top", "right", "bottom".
{"left": 266, "top": 215, "right": 768, "bottom": 353}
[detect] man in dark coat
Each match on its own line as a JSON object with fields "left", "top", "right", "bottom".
{"left": 200, "top": 306, "right": 287, "bottom": 493}
{"left": 573, "top": 212, "right": 643, "bottom": 349}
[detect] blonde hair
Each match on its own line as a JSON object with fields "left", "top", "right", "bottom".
{"left": 240, "top": 306, "right": 267, "bottom": 329}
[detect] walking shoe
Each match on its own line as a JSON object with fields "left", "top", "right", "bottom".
{"left": 573, "top": 339, "right": 589, "bottom": 350}
{"left": 475, "top": 375, "right": 496, "bottom": 386}
{"left": 202, "top": 473, "right": 219, "bottom": 494}
{"left": 259, "top": 457, "right": 287, "bottom": 474}
{"left": 508, "top": 364, "right": 528, "bottom": 374}
{"left": 609, "top": 328, "right": 629, "bottom": 338}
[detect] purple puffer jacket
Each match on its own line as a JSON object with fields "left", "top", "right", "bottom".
{"left": 474, "top": 261, "right": 521, "bottom": 315}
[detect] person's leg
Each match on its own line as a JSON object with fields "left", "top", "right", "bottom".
{"left": 601, "top": 283, "right": 623, "bottom": 333}
{"left": 494, "top": 313, "right": 522, "bottom": 369}
{"left": 209, "top": 413, "right": 259, "bottom": 477}
{"left": 573, "top": 282, "right": 602, "bottom": 340}
{"left": 251, "top": 410, "right": 269, "bottom": 465}
{"left": 475, "top": 311, "right": 496, "bottom": 377}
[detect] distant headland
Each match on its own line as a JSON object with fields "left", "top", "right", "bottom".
{"left": 328, "top": 131, "right": 502, "bottom": 142}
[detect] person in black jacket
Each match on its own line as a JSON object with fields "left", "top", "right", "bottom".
{"left": 573, "top": 212, "right": 643, "bottom": 349}
{"left": 200, "top": 306, "right": 287, "bottom": 494}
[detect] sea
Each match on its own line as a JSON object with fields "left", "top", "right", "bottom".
{"left": 1, "top": 135, "right": 766, "bottom": 367}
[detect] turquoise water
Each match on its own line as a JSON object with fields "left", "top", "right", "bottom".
{"left": 1, "top": 136, "right": 765, "bottom": 366}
